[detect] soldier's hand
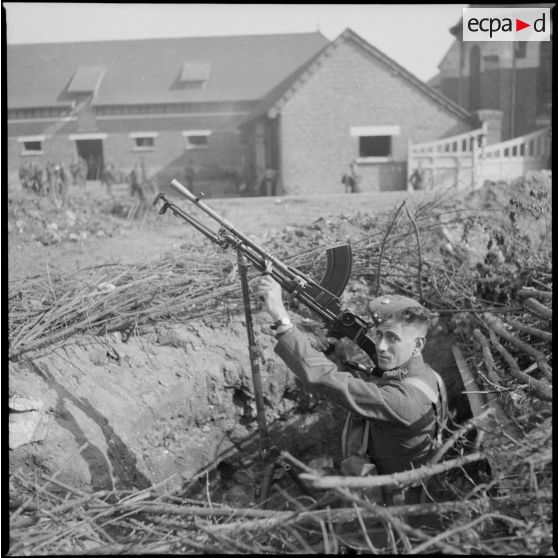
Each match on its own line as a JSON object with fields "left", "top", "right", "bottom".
{"left": 253, "top": 275, "right": 289, "bottom": 322}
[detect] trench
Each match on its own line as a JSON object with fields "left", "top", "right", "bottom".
{"left": 10, "top": 311, "right": 482, "bottom": 510}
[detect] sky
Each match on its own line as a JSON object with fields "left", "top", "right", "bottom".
{"left": 3, "top": 3, "right": 468, "bottom": 82}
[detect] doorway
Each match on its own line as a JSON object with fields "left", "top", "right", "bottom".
{"left": 75, "top": 139, "right": 104, "bottom": 180}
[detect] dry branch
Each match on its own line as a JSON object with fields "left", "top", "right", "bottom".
{"left": 516, "top": 287, "right": 552, "bottom": 300}
{"left": 522, "top": 297, "right": 552, "bottom": 321}
{"left": 483, "top": 313, "right": 552, "bottom": 381}
{"left": 487, "top": 329, "right": 552, "bottom": 401}
{"left": 472, "top": 328, "right": 502, "bottom": 383}
{"left": 298, "top": 452, "right": 486, "bottom": 490}
{"left": 505, "top": 317, "right": 552, "bottom": 342}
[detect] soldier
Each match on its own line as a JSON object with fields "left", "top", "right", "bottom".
{"left": 78, "top": 156, "right": 88, "bottom": 186}
{"left": 341, "top": 160, "right": 362, "bottom": 193}
{"left": 129, "top": 163, "right": 145, "bottom": 201}
{"left": 101, "top": 161, "right": 116, "bottom": 196}
{"left": 254, "top": 276, "right": 447, "bottom": 506}
{"left": 409, "top": 167, "right": 425, "bottom": 191}
{"left": 18, "top": 162, "right": 30, "bottom": 191}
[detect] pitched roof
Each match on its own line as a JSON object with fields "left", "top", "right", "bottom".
{"left": 7, "top": 32, "right": 329, "bottom": 109}
{"left": 242, "top": 28, "right": 471, "bottom": 125}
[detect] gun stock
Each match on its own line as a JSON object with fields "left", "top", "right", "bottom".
{"left": 154, "top": 180, "right": 377, "bottom": 365}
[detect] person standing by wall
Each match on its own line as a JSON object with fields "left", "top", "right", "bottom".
{"left": 341, "top": 160, "right": 362, "bottom": 193}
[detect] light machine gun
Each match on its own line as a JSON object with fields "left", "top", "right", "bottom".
{"left": 153, "top": 179, "right": 378, "bottom": 365}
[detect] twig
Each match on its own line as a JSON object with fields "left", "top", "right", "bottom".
{"left": 430, "top": 408, "right": 494, "bottom": 464}
{"left": 472, "top": 328, "right": 502, "bottom": 383}
{"left": 298, "top": 452, "right": 486, "bottom": 489}
{"left": 11, "top": 442, "right": 90, "bottom": 520}
{"left": 280, "top": 451, "right": 463, "bottom": 554}
{"left": 486, "top": 329, "right": 552, "bottom": 401}
{"left": 375, "top": 200, "right": 406, "bottom": 296}
{"left": 505, "top": 317, "right": 552, "bottom": 343}
{"left": 483, "top": 313, "right": 552, "bottom": 381}
{"left": 516, "top": 287, "right": 552, "bottom": 300}
{"left": 522, "top": 297, "right": 552, "bottom": 321}
{"left": 410, "top": 513, "right": 527, "bottom": 554}
{"left": 405, "top": 205, "right": 423, "bottom": 303}
{"left": 352, "top": 503, "right": 379, "bottom": 554}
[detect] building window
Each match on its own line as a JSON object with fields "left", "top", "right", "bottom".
{"left": 18, "top": 136, "right": 44, "bottom": 155}
{"left": 130, "top": 132, "right": 157, "bottom": 151}
{"left": 182, "top": 130, "right": 211, "bottom": 150}
{"left": 360, "top": 136, "right": 391, "bottom": 158}
{"left": 350, "top": 125, "right": 399, "bottom": 161}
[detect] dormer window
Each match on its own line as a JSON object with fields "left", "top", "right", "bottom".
{"left": 179, "top": 62, "right": 210, "bottom": 90}
{"left": 68, "top": 66, "right": 106, "bottom": 95}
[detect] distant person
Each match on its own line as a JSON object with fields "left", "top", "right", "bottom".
{"left": 129, "top": 164, "right": 145, "bottom": 201}
{"left": 101, "top": 162, "right": 116, "bottom": 196}
{"left": 45, "top": 161, "right": 56, "bottom": 196}
{"left": 52, "top": 163, "right": 68, "bottom": 206}
{"left": 70, "top": 159, "right": 80, "bottom": 186}
{"left": 341, "top": 160, "right": 362, "bottom": 193}
{"left": 260, "top": 167, "right": 278, "bottom": 196}
{"left": 78, "top": 156, "right": 88, "bottom": 186}
{"left": 409, "top": 167, "right": 425, "bottom": 191}
{"left": 139, "top": 156, "right": 155, "bottom": 195}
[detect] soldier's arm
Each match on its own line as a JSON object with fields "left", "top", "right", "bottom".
{"left": 275, "top": 327, "right": 431, "bottom": 426}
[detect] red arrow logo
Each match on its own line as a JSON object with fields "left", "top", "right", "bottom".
{"left": 516, "top": 18, "right": 530, "bottom": 31}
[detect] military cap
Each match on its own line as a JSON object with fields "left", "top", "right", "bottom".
{"left": 368, "top": 294, "right": 425, "bottom": 326}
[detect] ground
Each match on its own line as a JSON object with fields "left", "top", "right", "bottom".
{"left": 8, "top": 175, "right": 553, "bottom": 554}
{"left": 8, "top": 182, "right": 417, "bottom": 496}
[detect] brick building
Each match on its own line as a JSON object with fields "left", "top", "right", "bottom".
{"left": 7, "top": 29, "right": 473, "bottom": 195}
{"left": 430, "top": 4, "right": 553, "bottom": 141}
{"left": 241, "top": 29, "right": 472, "bottom": 195}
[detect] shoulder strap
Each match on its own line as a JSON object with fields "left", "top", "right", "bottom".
{"left": 404, "top": 371, "right": 448, "bottom": 447}
{"left": 404, "top": 377, "right": 438, "bottom": 403}
{"left": 341, "top": 413, "right": 371, "bottom": 458}
{"left": 359, "top": 420, "right": 370, "bottom": 456}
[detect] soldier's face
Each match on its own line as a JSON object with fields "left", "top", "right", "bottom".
{"left": 373, "top": 320, "right": 424, "bottom": 371}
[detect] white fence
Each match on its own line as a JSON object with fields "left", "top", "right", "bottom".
{"left": 408, "top": 125, "right": 551, "bottom": 191}
{"left": 478, "top": 128, "right": 552, "bottom": 183}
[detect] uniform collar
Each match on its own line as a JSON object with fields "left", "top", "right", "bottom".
{"left": 379, "top": 354, "right": 425, "bottom": 380}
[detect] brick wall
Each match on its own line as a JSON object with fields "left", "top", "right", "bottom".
{"left": 443, "top": 67, "right": 541, "bottom": 140}
{"left": 7, "top": 112, "right": 246, "bottom": 191}
{"left": 279, "top": 40, "right": 471, "bottom": 195}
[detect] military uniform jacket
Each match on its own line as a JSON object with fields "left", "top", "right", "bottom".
{"left": 275, "top": 326, "right": 439, "bottom": 475}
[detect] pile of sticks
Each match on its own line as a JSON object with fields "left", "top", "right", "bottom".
{"left": 8, "top": 183, "right": 552, "bottom": 554}
{"left": 8, "top": 189, "right": 506, "bottom": 361}
{"left": 8, "top": 412, "right": 552, "bottom": 555}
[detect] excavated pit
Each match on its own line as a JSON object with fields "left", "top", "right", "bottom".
{"left": 9, "top": 308, "right": 471, "bottom": 506}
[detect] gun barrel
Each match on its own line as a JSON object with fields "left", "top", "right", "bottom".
{"left": 170, "top": 178, "right": 308, "bottom": 284}
{"left": 171, "top": 178, "right": 255, "bottom": 247}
